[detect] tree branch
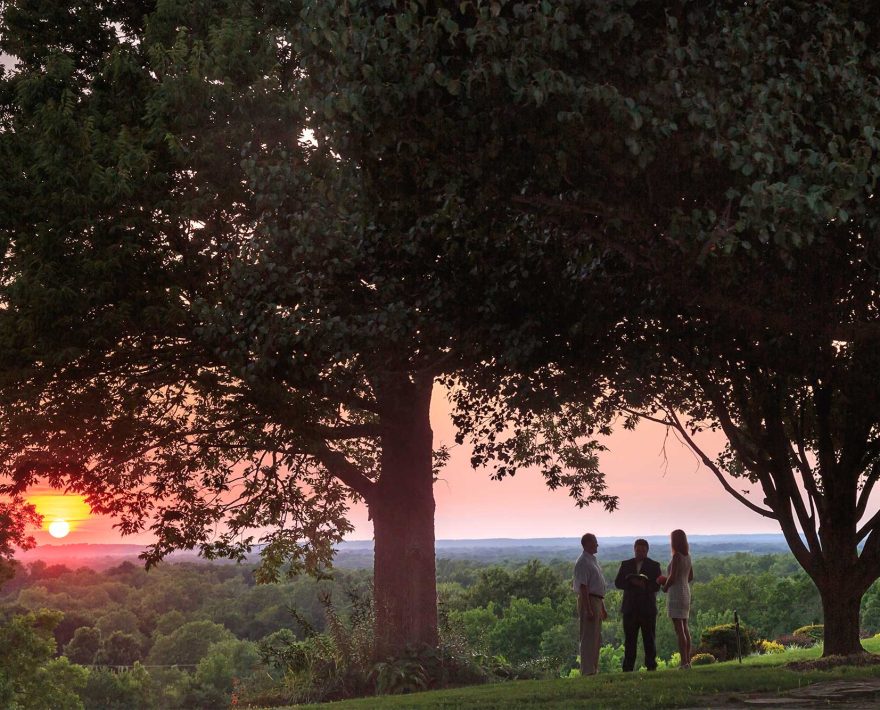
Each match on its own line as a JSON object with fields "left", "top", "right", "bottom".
{"left": 761, "top": 387, "right": 821, "bottom": 555}
{"left": 661, "top": 408, "right": 777, "bottom": 519}
{"left": 620, "top": 407, "right": 671, "bottom": 428}
{"left": 310, "top": 442, "right": 375, "bottom": 503}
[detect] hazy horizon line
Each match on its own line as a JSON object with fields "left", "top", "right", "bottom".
{"left": 25, "top": 531, "right": 790, "bottom": 549}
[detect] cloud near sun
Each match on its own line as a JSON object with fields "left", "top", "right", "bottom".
{"left": 25, "top": 493, "right": 92, "bottom": 538}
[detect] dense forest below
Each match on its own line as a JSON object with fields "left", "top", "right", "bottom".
{"left": 3, "top": 551, "right": 880, "bottom": 708}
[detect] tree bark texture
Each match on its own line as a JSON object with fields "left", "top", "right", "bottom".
{"left": 817, "top": 578, "right": 865, "bottom": 656}
{"left": 370, "top": 373, "right": 438, "bottom": 658}
{"left": 811, "top": 461, "right": 871, "bottom": 656}
{"left": 812, "top": 515, "right": 869, "bottom": 657}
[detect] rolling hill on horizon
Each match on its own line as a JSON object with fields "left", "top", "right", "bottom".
{"left": 15, "top": 533, "right": 796, "bottom": 570}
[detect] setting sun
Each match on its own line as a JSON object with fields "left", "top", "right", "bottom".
{"left": 48, "top": 520, "right": 70, "bottom": 538}
{"left": 26, "top": 493, "right": 92, "bottom": 538}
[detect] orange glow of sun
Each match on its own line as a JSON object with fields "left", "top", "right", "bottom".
{"left": 26, "top": 494, "right": 92, "bottom": 538}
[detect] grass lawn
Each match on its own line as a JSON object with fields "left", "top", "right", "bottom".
{"left": 292, "top": 637, "right": 880, "bottom": 709}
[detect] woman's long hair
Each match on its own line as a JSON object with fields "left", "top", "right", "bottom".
{"left": 671, "top": 529, "right": 689, "bottom": 556}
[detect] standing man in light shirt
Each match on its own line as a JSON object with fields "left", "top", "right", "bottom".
{"left": 573, "top": 532, "right": 607, "bottom": 676}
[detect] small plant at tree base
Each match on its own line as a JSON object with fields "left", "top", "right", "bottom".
{"left": 759, "top": 640, "right": 786, "bottom": 654}
{"left": 690, "top": 653, "right": 717, "bottom": 666}
{"left": 370, "top": 658, "right": 429, "bottom": 695}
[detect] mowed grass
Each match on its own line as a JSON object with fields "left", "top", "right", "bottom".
{"left": 292, "top": 637, "right": 880, "bottom": 709}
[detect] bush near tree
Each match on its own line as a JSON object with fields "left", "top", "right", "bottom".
{"left": 699, "top": 623, "right": 761, "bottom": 661}
{"left": 792, "top": 624, "right": 825, "bottom": 643}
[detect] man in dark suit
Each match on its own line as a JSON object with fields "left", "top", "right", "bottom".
{"left": 614, "top": 538, "right": 661, "bottom": 671}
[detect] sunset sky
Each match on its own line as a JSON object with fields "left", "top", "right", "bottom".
{"left": 23, "top": 385, "right": 783, "bottom": 547}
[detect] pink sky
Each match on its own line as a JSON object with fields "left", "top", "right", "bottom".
{"left": 24, "top": 385, "right": 781, "bottom": 546}
{"left": 343, "top": 386, "right": 781, "bottom": 540}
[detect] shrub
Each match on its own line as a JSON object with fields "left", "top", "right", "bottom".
{"left": 665, "top": 652, "right": 682, "bottom": 669}
{"left": 792, "top": 624, "right": 823, "bottom": 642}
{"left": 699, "top": 623, "right": 760, "bottom": 660}
{"left": 759, "top": 640, "right": 785, "bottom": 654}
{"left": 597, "top": 643, "right": 624, "bottom": 674}
{"left": 413, "top": 643, "right": 492, "bottom": 686}
{"left": 246, "top": 587, "right": 499, "bottom": 705}
{"left": 539, "top": 619, "right": 578, "bottom": 674}
{"left": 231, "top": 598, "right": 372, "bottom": 706}
{"left": 372, "top": 642, "right": 493, "bottom": 693}
{"left": 774, "top": 633, "right": 814, "bottom": 648}
{"left": 277, "top": 630, "right": 371, "bottom": 703}
{"left": 257, "top": 628, "right": 300, "bottom": 675}
{"left": 690, "top": 653, "right": 716, "bottom": 666}
{"left": 191, "top": 639, "right": 261, "bottom": 708}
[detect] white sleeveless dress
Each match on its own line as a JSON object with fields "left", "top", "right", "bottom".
{"left": 666, "top": 553, "right": 692, "bottom": 619}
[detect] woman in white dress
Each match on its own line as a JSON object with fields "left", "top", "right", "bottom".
{"left": 662, "top": 529, "right": 694, "bottom": 668}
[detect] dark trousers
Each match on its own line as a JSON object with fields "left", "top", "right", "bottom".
{"left": 622, "top": 611, "right": 657, "bottom": 671}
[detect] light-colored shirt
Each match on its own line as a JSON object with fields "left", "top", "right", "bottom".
{"left": 573, "top": 552, "right": 605, "bottom": 596}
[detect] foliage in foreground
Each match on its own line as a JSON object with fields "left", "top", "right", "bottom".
{"left": 0, "top": 609, "right": 87, "bottom": 710}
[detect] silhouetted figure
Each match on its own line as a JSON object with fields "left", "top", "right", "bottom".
{"left": 662, "top": 529, "right": 694, "bottom": 668}
{"left": 572, "top": 532, "right": 607, "bottom": 675}
{"left": 614, "top": 538, "right": 661, "bottom": 671}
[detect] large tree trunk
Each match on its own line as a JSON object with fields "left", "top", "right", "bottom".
{"left": 814, "top": 509, "right": 868, "bottom": 657}
{"left": 370, "top": 374, "right": 438, "bottom": 659}
{"left": 817, "top": 578, "right": 865, "bottom": 656}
